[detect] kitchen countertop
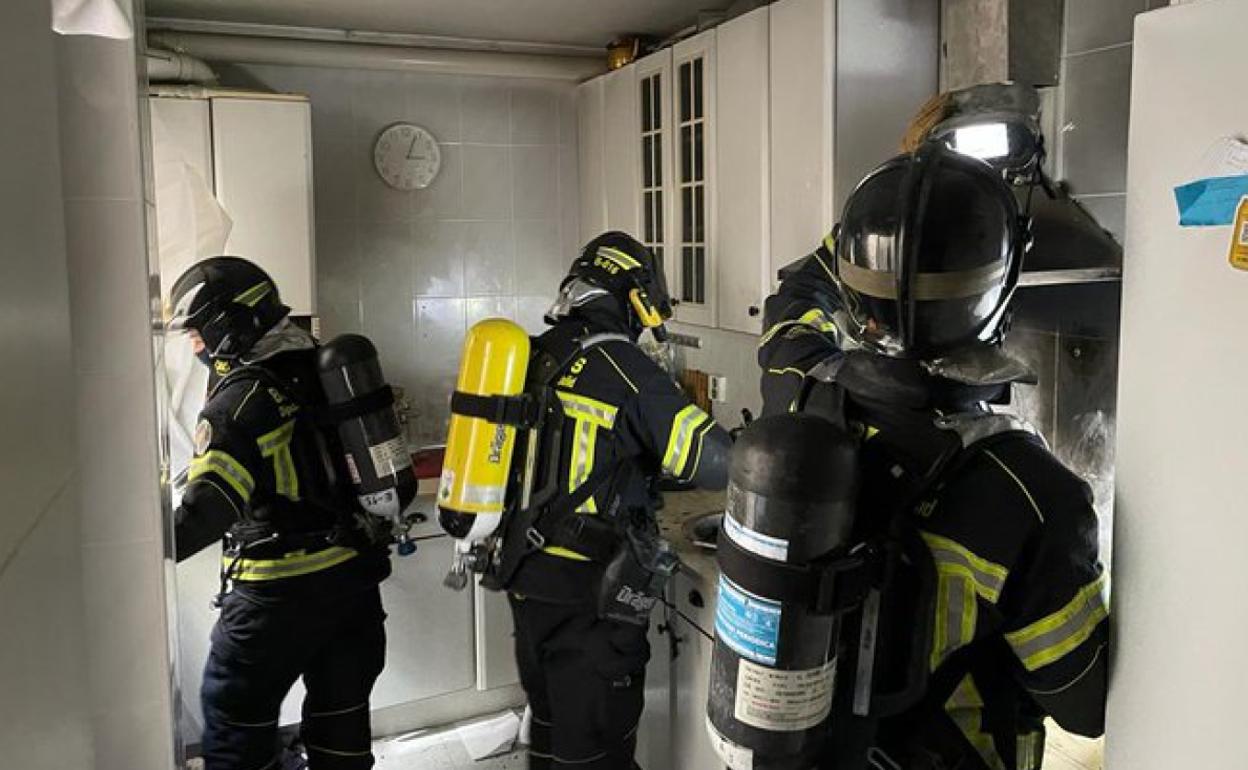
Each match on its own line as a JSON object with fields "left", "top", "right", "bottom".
{"left": 656, "top": 489, "right": 727, "bottom": 592}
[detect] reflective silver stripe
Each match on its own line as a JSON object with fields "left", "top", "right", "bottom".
{"left": 557, "top": 391, "right": 617, "bottom": 428}
{"left": 837, "top": 257, "right": 1008, "bottom": 301}
{"left": 569, "top": 419, "right": 598, "bottom": 513}
{"left": 1006, "top": 575, "right": 1108, "bottom": 672}
{"left": 921, "top": 532, "right": 1008, "bottom": 603}
{"left": 258, "top": 420, "right": 299, "bottom": 500}
{"left": 662, "top": 404, "right": 709, "bottom": 477}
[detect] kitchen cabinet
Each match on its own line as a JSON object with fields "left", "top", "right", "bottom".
{"left": 603, "top": 64, "right": 641, "bottom": 235}
{"left": 669, "top": 30, "right": 718, "bottom": 328}
{"left": 768, "top": 0, "right": 836, "bottom": 281}
{"left": 577, "top": 77, "right": 607, "bottom": 242}
{"left": 211, "top": 96, "right": 316, "bottom": 316}
{"left": 715, "top": 7, "right": 771, "bottom": 334}
{"left": 149, "top": 91, "right": 317, "bottom": 316}
{"left": 671, "top": 571, "right": 721, "bottom": 770}
{"left": 574, "top": 0, "right": 937, "bottom": 330}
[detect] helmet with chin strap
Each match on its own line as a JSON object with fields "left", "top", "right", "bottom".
{"left": 546, "top": 231, "right": 673, "bottom": 339}
{"left": 167, "top": 256, "right": 290, "bottom": 364}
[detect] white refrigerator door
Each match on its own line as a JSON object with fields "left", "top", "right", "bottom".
{"left": 1111, "top": 3, "right": 1248, "bottom": 768}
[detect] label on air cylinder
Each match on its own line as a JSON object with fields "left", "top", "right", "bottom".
{"left": 368, "top": 436, "right": 412, "bottom": 478}
{"left": 734, "top": 658, "right": 836, "bottom": 733}
{"left": 706, "top": 716, "right": 754, "bottom": 770}
{"left": 715, "top": 574, "right": 782, "bottom": 666}
{"left": 722, "top": 512, "right": 790, "bottom": 562}
{"left": 359, "top": 487, "right": 400, "bottom": 518}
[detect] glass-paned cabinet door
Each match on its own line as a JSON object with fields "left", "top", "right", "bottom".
{"left": 671, "top": 31, "right": 716, "bottom": 327}
{"left": 637, "top": 50, "right": 673, "bottom": 285}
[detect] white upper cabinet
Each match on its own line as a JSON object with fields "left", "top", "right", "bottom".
{"left": 715, "top": 7, "right": 770, "bottom": 335}
{"left": 603, "top": 64, "right": 641, "bottom": 235}
{"left": 573, "top": 0, "right": 936, "bottom": 334}
{"left": 212, "top": 96, "right": 316, "bottom": 316}
{"left": 670, "top": 30, "right": 717, "bottom": 328}
{"left": 769, "top": 0, "right": 836, "bottom": 284}
{"left": 636, "top": 50, "right": 676, "bottom": 297}
{"left": 577, "top": 78, "right": 607, "bottom": 242}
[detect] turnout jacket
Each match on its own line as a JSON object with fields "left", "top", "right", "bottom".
{"left": 175, "top": 332, "right": 388, "bottom": 587}
{"left": 509, "top": 312, "right": 731, "bottom": 603}
{"left": 813, "top": 369, "right": 1109, "bottom": 770}
{"left": 758, "top": 236, "right": 847, "bottom": 417}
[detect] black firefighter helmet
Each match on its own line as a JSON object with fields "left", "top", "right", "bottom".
{"left": 832, "top": 142, "right": 1028, "bottom": 361}
{"left": 546, "top": 231, "right": 673, "bottom": 339}
{"left": 167, "top": 256, "right": 290, "bottom": 361}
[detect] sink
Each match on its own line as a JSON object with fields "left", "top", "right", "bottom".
{"left": 682, "top": 512, "right": 722, "bottom": 551}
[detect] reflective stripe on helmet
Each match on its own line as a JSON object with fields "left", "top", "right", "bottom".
{"left": 836, "top": 257, "right": 1008, "bottom": 301}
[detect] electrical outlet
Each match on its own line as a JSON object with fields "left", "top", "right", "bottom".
{"left": 709, "top": 375, "right": 728, "bottom": 403}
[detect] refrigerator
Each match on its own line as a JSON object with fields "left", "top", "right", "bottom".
{"left": 1109, "top": 2, "right": 1248, "bottom": 767}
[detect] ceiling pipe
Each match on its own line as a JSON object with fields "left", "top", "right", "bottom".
{"left": 148, "top": 30, "right": 605, "bottom": 82}
{"left": 146, "top": 47, "right": 217, "bottom": 83}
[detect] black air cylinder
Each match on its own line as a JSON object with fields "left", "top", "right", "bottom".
{"left": 317, "top": 334, "right": 416, "bottom": 520}
{"left": 707, "top": 412, "right": 859, "bottom": 770}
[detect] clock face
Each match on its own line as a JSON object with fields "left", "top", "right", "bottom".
{"left": 373, "top": 123, "right": 441, "bottom": 190}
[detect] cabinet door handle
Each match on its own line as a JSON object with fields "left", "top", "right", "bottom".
{"left": 748, "top": 305, "right": 760, "bottom": 317}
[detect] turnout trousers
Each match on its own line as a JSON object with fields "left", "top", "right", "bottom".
{"left": 200, "top": 582, "right": 386, "bottom": 770}
{"left": 509, "top": 594, "right": 650, "bottom": 769}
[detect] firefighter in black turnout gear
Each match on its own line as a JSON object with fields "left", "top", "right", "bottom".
{"left": 507, "top": 232, "right": 731, "bottom": 769}
{"left": 169, "top": 257, "right": 391, "bottom": 770}
{"left": 757, "top": 234, "right": 850, "bottom": 417}
{"left": 763, "top": 145, "right": 1109, "bottom": 770}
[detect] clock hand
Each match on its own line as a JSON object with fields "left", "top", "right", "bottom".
{"left": 406, "top": 135, "right": 419, "bottom": 159}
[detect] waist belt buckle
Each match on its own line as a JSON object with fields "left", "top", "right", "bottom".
{"left": 525, "top": 527, "right": 546, "bottom": 550}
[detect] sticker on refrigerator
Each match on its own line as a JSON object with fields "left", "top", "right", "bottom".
{"left": 1228, "top": 196, "right": 1248, "bottom": 271}
{"left": 706, "top": 717, "right": 754, "bottom": 770}
{"left": 715, "top": 574, "right": 782, "bottom": 666}
{"left": 722, "top": 513, "right": 789, "bottom": 562}
{"left": 733, "top": 658, "right": 837, "bottom": 733}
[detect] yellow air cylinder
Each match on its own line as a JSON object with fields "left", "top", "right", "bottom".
{"left": 437, "top": 319, "right": 530, "bottom": 543}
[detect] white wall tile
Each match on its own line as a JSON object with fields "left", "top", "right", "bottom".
{"left": 462, "top": 78, "right": 512, "bottom": 144}
{"left": 510, "top": 83, "right": 559, "bottom": 145}
{"left": 462, "top": 145, "right": 513, "bottom": 219}
{"left": 467, "top": 296, "right": 519, "bottom": 327}
{"left": 413, "top": 143, "right": 464, "bottom": 220}
{"left": 512, "top": 145, "right": 559, "bottom": 219}
{"left": 313, "top": 140, "right": 356, "bottom": 224}
{"left": 514, "top": 218, "right": 563, "bottom": 295}
{"left": 356, "top": 146, "right": 415, "bottom": 223}
{"left": 463, "top": 220, "right": 515, "bottom": 295}
{"left": 413, "top": 220, "right": 466, "bottom": 298}
{"left": 558, "top": 143, "right": 582, "bottom": 256}
{"left": 353, "top": 70, "right": 413, "bottom": 143}
{"left": 558, "top": 90, "right": 579, "bottom": 147}
{"left": 407, "top": 77, "right": 463, "bottom": 143}
{"left": 316, "top": 219, "right": 363, "bottom": 335}
{"left": 516, "top": 296, "right": 554, "bottom": 335}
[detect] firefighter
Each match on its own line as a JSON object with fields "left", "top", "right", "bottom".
{"left": 756, "top": 233, "right": 850, "bottom": 417}
{"left": 793, "top": 144, "right": 1108, "bottom": 769}
{"left": 168, "top": 257, "right": 391, "bottom": 770}
{"left": 505, "top": 231, "right": 731, "bottom": 769}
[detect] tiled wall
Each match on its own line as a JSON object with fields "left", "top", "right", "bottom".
{"left": 225, "top": 64, "right": 581, "bottom": 447}
{"left": 668, "top": 322, "right": 763, "bottom": 432}
{"left": 56, "top": 25, "right": 178, "bottom": 770}
{"left": 0, "top": 3, "right": 95, "bottom": 768}
{"left": 1056, "top": 0, "right": 1169, "bottom": 242}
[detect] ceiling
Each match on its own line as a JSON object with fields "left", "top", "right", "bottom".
{"left": 145, "top": 0, "right": 726, "bottom": 49}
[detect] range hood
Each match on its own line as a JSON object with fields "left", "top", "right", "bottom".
{"left": 1016, "top": 183, "right": 1123, "bottom": 287}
